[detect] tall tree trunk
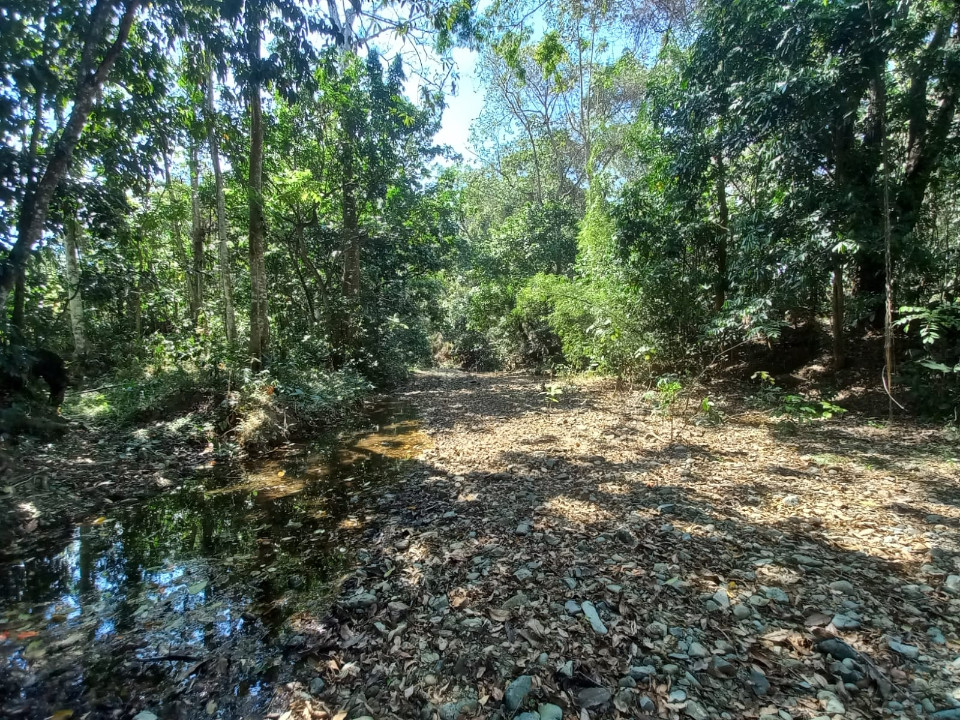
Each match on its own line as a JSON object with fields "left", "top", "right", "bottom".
{"left": 247, "top": 2, "right": 269, "bottom": 368}
{"left": 11, "top": 267, "right": 26, "bottom": 330}
{"left": 205, "top": 70, "right": 237, "bottom": 344}
{"left": 64, "top": 215, "right": 88, "bottom": 356}
{"left": 162, "top": 154, "right": 189, "bottom": 322}
{"left": 0, "top": 0, "right": 140, "bottom": 312}
{"left": 189, "top": 141, "right": 203, "bottom": 326}
{"left": 337, "top": 109, "right": 360, "bottom": 358}
{"left": 831, "top": 254, "right": 845, "bottom": 369}
{"left": 713, "top": 152, "right": 729, "bottom": 312}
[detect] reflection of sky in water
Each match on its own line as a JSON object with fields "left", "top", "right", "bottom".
{"left": 0, "top": 400, "right": 424, "bottom": 715}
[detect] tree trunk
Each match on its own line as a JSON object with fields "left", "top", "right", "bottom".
{"left": 11, "top": 266, "right": 26, "bottom": 330}
{"left": 205, "top": 70, "right": 237, "bottom": 344}
{"left": 712, "top": 152, "right": 729, "bottom": 312}
{"left": 831, "top": 254, "right": 845, "bottom": 370}
{"left": 0, "top": 0, "right": 140, "bottom": 312}
{"left": 337, "top": 108, "right": 360, "bottom": 358}
{"left": 247, "top": 2, "right": 269, "bottom": 369}
{"left": 189, "top": 141, "right": 203, "bottom": 326}
{"left": 64, "top": 215, "right": 88, "bottom": 356}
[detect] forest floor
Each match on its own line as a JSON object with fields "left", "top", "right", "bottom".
{"left": 291, "top": 370, "right": 960, "bottom": 720}
{"left": 2, "top": 369, "right": 960, "bottom": 720}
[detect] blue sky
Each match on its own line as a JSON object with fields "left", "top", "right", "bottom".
{"left": 432, "top": 47, "right": 485, "bottom": 160}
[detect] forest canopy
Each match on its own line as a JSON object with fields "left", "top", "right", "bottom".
{"left": 1, "top": 0, "right": 959, "bottom": 426}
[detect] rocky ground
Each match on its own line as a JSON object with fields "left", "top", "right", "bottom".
{"left": 283, "top": 370, "right": 960, "bottom": 720}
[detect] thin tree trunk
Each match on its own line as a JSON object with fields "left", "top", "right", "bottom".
{"left": 247, "top": 2, "right": 269, "bottom": 368}
{"left": 337, "top": 108, "right": 360, "bottom": 356}
{"left": 205, "top": 70, "right": 237, "bottom": 343}
{"left": 162, "top": 154, "right": 189, "bottom": 321}
{"left": 0, "top": 0, "right": 140, "bottom": 310}
{"left": 12, "top": 266, "right": 26, "bottom": 330}
{"left": 64, "top": 215, "right": 88, "bottom": 356}
{"left": 189, "top": 141, "right": 203, "bottom": 326}
{"left": 831, "top": 254, "right": 845, "bottom": 369}
{"left": 713, "top": 152, "right": 729, "bottom": 312}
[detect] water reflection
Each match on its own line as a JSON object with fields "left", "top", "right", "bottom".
{"left": 0, "top": 399, "right": 426, "bottom": 718}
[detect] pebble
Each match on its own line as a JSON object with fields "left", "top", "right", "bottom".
{"left": 829, "top": 580, "right": 855, "bottom": 595}
{"left": 888, "top": 639, "right": 920, "bottom": 659}
{"left": 733, "top": 604, "right": 751, "bottom": 620}
{"left": 782, "top": 494, "right": 800, "bottom": 506}
{"left": 646, "top": 620, "right": 668, "bottom": 637}
{"left": 628, "top": 665, "right": 657, "bottom": 679}
{"left": 748, "top": 668, "right": 770, "bottom": 696}
{"left": 505, "top": 676, "right": 532, "bottom": 712}
{"left": 668, "top": 689, "right": 687, "bottom": 703}
{"left": 831, "top": 613, "right": 861, "bottom": 630}
{"left": 538, "top": 704, "right": 563, "bottom": 720}
{"left": 762, "top": 586, "right": 789, "bottom": 602}
{"left": 515, "top": 567, "right": 533, "bottom": 581}
{"left": 516, "top": 714, "right": 540, "bottom": 720}
{"left": 662, "top": 663, "right": 680, "bottom": 676}
{"left": 563, "top": 577, "right": 577, "bottom": 589}
{"left": 684, "top": 700, "right": 709, "bottom": 720}
{"left": 619, "top": 676, "right": 637, "bottom": 688}
{"left": 688, "top": 642, "right": 710, "bottom": 658}
{"left": 515, "top": 522, "right": 531, "bottom": 535}
{"left": 817, "top": 690, "right": 845, "bottom": 714}
{"left": 343, "top": 592, "right": 377, "bottom": 608}
{"left": 578, "top": 687, "right": 611, "bottom": 708}
{"left": 793, "top": 554, "right": 823, "bottom": 567}
{"left": 503, "top": 592, "right": 530, "bottom": 610}
{"left": 639, "top": 696, "right": 656, "bottom": 712}
{"left": 581, "top": 601, "right": 608, "bottom": 635}
{"left": 709, "top": 656, "right": 736, "bottom": 678}
{"left": 946, "top": 575, "right": 960, "bottom": 595}
{"left": 712, "top": 588, "right": 730, "bottom": 609}
{"left": 309, "top": 677, "right": 325, "bottom": 694}
{"left": 565, "top": 600, "right": 581, "bottom": 615}
{"left": 616, "top": 527, "right": 639, "bottom": 548}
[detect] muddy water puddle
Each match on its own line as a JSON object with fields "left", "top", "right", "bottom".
{"left": 0, "top": 400, "right": 427, "bottom": 719}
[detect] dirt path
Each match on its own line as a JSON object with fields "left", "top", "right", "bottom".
{"left": 294, "top": 370, "right": 960, "bottom": 720}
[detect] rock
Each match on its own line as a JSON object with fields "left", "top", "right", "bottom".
{"left": 932, "top": 711, "right": 960, "bottom": 719}
{"left": 888, "top": 639, "right": 920, "bottom": 659}
{"left": 515, "top": 567, "right": 533, "bottom": 581}
{"left": 646, "top": 620, "right": 668, "bottom": 638}
{"left": 639, "top": 696, "right": 656, "bottom": 712}
{"left": 628, "top": 665, "right": 656, "bottom": 680}
{"left": 309, "top": 677, "right": 325, "bottom": 695}
{"left": 563, "top": 577, "right": 577, "bottom": 589}
{"left": 606, "top": 584, "right": 622, "bottom": 593}
{"left": 712, "top": 588, "right": 730, "bottom": 609}
{"left": 793, "top": 554, "right": 823, "bottom": 567}
{"left": 747, "top": 668, "right": 770, "bottom": 696}
{"left": 505, "top": 675, "right": 533, "bottom": 712}
{"left": 684, "top": 700, "right": 709, "bottom": 720}
{"left": 439, "top": 702, "right": 462, "bottom": 720}
{"left": 516, "top": 522, "right": 531, "bottom": 535}
{"left": 782, "top": 494, "right": 800, "bottom": 506}
{"left": 616, "top": 527, "right": 639, "bottom": 548}
{"left": 831, "top": 613, "right": 861, "bottom": 630}
{"left": 578, "top": 687, "right": 612, "bottom": 708}
{"left": 503, "top": 592, "right": 530, "bottom": 610}
{"left": 668, "top": 690, "right": 687, "bottom": 703}
{"left": 688, "top": 642, "right": 710, "bottom": 658}
{"left": 762, "top": 586, "right": 789, "bottom": 602}
{"left": 829, "top": 580, "right": 855, "bottom": 595}
{"left": 733, "top": 604, "right": 751, "bottom": 620}
{"left": 817, "top": 690, "right": 845, "bottom": 714}
{"left": 619, "top": 676, "right": 637, "bottom": 688}
{"left": 662, "top": 663, "right": 680, "bottom": 676}
{"left": 388, "top": 601, "right": 410, "bottom": 613}
{"left": 927, "top": 626, "right": 947, "bottom": 645}
{"left": 816, "top": 638, "right": 860, "bottom": 661}
{"left": 564, "top": 600, "right": 581, "bottom": 615}
{"left": 581, "top": 601, "right": 608, "bottom": 634}
{"left": 559, "top": 660, "right": 574, "bottom": 678}
{"left": 343, "top": 592, "right": 377, "bottom": 608}
{"left": 538, "top": 704, "right": 563, "bottom": 720}
{"left": 945, "top": 575, "right": 960, "bottom": 595}
{"left": 709, "top": 656, "right": 736, "bottom": 678}
{"left": 516, "top": 714, "right": 540, "bottom": 720}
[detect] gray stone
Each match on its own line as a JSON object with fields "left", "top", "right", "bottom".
{"left": 662, "top": 663, "right": 680, "bottom": 676}
{"left": 516, "top": 522, "right": 531, "bottom": 536}
{"left": 616, "top": 528, "right": 639, "bottom": 548}
{"left": 684, "top": 700, "right": 709, "bottom": 720}
{"left": 646, "top": 620, "right": 668, "bottom": 638}
{"left": 578, "top": 687, "right": 612, "bottom": 708}
{"left": 668, "top": 689, "right": 687, "bottom": 703}
{"left": 793, "top": 554, "right": 823, "bottom": 567}
{"left": 762, "top": 586, "right": 789, "bottom": 602}
{"left": 709, "top": 656, "right": 736, "bottom": 678}
{"left": 831, "top": 613, "right": 861, "bottom": 630}
{"left": 747, "top": 668, "right": 770, "bottom": 697}
{"left": 581, "top": 601, "right": 608, "bottom": 635}
{"left": 932, "top": 711, "right": 960, "bottom": 719}
{"left": 309, "top": 677, "right": 325, "bottom": 695}
{"left": 515, "top": 567, "right": 533, "bottom": 581}
{"left": 688, "top": 642, "right": 710, "bottom": 658}
{"left": 829, "top": 580, "right": 855, "bottom": 595}
{"left": 817, "top": 690, "right": 845, "bottom": 714}
{"left": 928, "top": 627, "right": 947, "bottom": 645}
{"left": 343, "top": 592, "right": 377, "bottom": 608}
{"left": 505, "top": 675, "right": 532, "bottom": 712}
{"left": 733, "top": 604, "right": 751, "bottom": 620}
{"left": 628, "top": 665, "right": 656, "bottom": 680}
{"left": 516, "top": 714, "right": 540, "bottom": 720}
{"left": 619, "top": 676, "right": 637, "bottom": 688}
{"left": 888, "top": 639, "right": 919, "bottom": 659}
{"left": 564, "top": 600, "right": 581, "bottom": 615}
{"left": 782, "top": 494, "right": 800, "bottom": 506}
{"left": 712, "top": 588, "right": 730, "bottom": 609}
{"left": 945, "top": 575, "right": 960, "bottom": 595}
{"left": 563, "top": 577, "right": 577, "bottom": 589}
{"left": 559, "top": 660, "right": 574, "bottom": 678}
{"left": 503, "top": 592, "right": 530, "bottom": 610}
{"left": 538, "top": 704, "right": 563, "bottom": 720}
{"left": 639, "top": 696, "right": 656, "bottom": 712}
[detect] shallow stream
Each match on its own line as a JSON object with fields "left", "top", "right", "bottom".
{"left": 0, "top": 400, "right": 426, "bottom": 719}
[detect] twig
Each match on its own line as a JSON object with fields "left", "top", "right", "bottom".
{"left": 139, "top": 654, "right": 202, "bottom": 663}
